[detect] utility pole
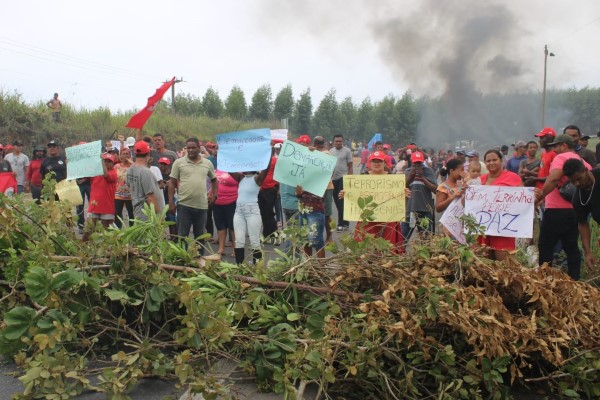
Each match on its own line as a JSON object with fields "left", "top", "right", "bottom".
{"left": 166, "top": 77, "right": 184, "bottom": 113}
{"left": 541, "top": 45, "right": 554, "bottom": 128}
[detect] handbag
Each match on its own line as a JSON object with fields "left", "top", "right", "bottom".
{"left": 558, "top": 181, "right": 576, "bottom": 202}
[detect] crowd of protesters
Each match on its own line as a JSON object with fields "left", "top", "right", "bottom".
{"left": 1, "top": 124, "right": 599, "bottom": 277}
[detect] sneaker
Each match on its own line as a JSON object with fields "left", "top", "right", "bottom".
{"left": 336, "top": 226, "right": 343, "bottom": 232}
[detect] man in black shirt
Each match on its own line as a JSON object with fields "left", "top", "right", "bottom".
{"left": 40, "top": 140, "right": 67, "bottom": 183}
{"left": 563, "top": 158, "right": 599, "bottom": 267}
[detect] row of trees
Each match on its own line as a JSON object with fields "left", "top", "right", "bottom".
{"left": 170, "top": 85, "right": 418, "bottom": 144}
{"left": 169, "top": 84, "right": 600, "bottom": 146}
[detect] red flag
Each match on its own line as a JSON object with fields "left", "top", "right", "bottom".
{"left": 126, "top": 77, "right": 176, "bottom": 129}
{"left": 0, "top": 172, "right": 17, "bottom": 196}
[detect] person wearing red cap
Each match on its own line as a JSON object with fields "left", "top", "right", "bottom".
{"left": 83, "top": 153, "right": 118, "bottom": 241}
{"left": 351, "top": 151, "right": 405, "bottom": 254}
{"left": 532, "top": 127, "right": 557, "bottom": 190}
{"left": 126, "top": 141, "right": 165, "bottom": 221}
{"left": 403, "top": 151, "right": 437, "bottom": 242}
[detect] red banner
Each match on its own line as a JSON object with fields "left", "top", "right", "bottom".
{"left": 0, "top": 172, "right": 17, "bottom": 196}
{"left": 125, "top": 77, "right": 176, "bottom": 129}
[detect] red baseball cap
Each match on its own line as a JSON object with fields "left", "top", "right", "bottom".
{"left": 407, "top": 144, "right": 417, "bottom": 150}
{"left": 535, "top": 127, "right": 557, "bottom": 137}
{"left": 134, "top": 141, "right": 151, "bottom": 155}
{"left": 382, "top": 144, "right": 391, "bottom": 149}
{"left": 410, "top": 151, "right": 425, "bottom": 163}
{"left": 4, "top": 145, "right": 13, "bottom": 151}
{"left": 0, "top": 144, "right": 3, "bottom": 150}
{"left": 205, "top": 141, "right": 216, "bottom": 148}
{"left": 101, "top": 153, "right": 118, "bottom": 163}
{"left": 295, "top": 135, "right": 311, "bottom": 144}
{"left": 158, "top": 157, "right": 171, "bottom": 165}
{"left": 368, "top": 151, "right": 387, "bottom": 161}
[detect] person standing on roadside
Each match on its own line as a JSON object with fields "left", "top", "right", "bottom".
{"left": 83, "top": 153, "right": 118, "bottom": 241}
{"left": 114, "top": 147, "right": 135, "bottom": 228}
{"left": 562, "top": 158, "right": 600, "bottom": 269}
{"left": 4, "top": 140, "right": 29, "bottom": 194}
{"left": 563, "top": 125, "right": 597, "bottom": 168}
{"left": 25, "top": 147, "right": 45, "bottom": 201}
{"left": 126, "top": 141, "right": 164, "bottom": 221}
{"left": 330, "top": 134, "right": 353, "bottom": 232}
{"left": 535, "top": 134, "right": 592, "bottom": 280}
{"left": 150, "top": 133, "right": 178, "bottom": 167}
{"left": 40, "top": 140, "right": 67, "bottom": 185}
{"left": 519, "top": 141, "right": 541, "bottom": 186}
{"left": 46, "top": 93, "right": 62, "bottom": 122}
{"left": 168, "top": 138, "right": 217, "bottom": 250}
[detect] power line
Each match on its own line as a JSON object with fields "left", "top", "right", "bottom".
{"left": 548, "top": 15, "right": 600, "bottom": 45}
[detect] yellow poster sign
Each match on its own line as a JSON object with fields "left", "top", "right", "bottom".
{"left": 55, "top": 179, "right": 83, "bottom": 206}
{"left": 343, "top": 175, "right": 406, "bottom": 222}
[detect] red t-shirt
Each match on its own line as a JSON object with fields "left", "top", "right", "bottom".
{"left": 261, "top": 156, "right": 278, "bottom": 190}
{"left": 26, "top": 159, "right": 43, "bottom": 187}
{"left": 88, "top": 169, "right": 117, "bottom": 214}
{"left": 536, "top": 150, "right": 556, "bottom": 190}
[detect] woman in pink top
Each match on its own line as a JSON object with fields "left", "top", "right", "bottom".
{"left": 213, "top": 170, "right": 240, "bottom": 256}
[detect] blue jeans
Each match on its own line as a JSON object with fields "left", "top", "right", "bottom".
{"left": 77, "top": 183, "right": 91, "bottom": 229}
{"left": 177, "top": 204, "right": 207, "bottom": 252}
{"left": 299, "top": 210, "right": 325, "bottom": 250}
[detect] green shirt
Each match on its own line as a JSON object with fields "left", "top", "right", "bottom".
{"left": 170, "top": 156, "right": 216, "bottom": 209}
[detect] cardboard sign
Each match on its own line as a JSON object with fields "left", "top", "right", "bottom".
{"left": 273, "top": 140, "right": 336, "bottom": 197}
{"left": 65, "top": 140, "right": 103, "bottom": 180}
{"left": 439, "top": 198, "right": 466, "bottom": 244}
{"left": 464, "top": 186, "right": 535, "bottom": 238}
{"left": 343, "top": 175, "right": 406, "bottom": 222}
{"left": 55, "top": 179, "right": 83, "bottom": 206}
{"left": 270, "top": 129, "right": 288, "bottom": 141}
{"left": 216, "top": 129, "right": 272, "bottom": 172}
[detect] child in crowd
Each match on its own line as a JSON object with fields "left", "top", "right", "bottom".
{"left": 465, "top": 160, "right": 482, "bottom": 186}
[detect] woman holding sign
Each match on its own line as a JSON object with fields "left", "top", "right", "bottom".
{"left": 436, "top": 158, "right": 464, "bottom": 238}
{"left": 477, "top": 149, "right": 523, "bottom": 261}
{"left": 344, "top": 151, "right": 407, "bottom": 255}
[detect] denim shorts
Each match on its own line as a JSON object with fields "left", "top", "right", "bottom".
{"left": 299, "top": 210, "right": 325, "bottom": 250}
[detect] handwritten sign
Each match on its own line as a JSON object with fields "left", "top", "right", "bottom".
{"left": 343, "top": 175, "right": 406, "bottom": 222}
{"left": 270, "top": 129, "right": 288, "bottom": 141}
{"left": 439, "top": 198, "right": 466, "bottom": 244}
{"left": 55, "top": 179, "right": 83, "bottom": 206}
{"left": 273, "top": 140, "right": 336, "bottom": 197}
{"left": 464, "top": 186, "right": 535, "bottom": 238}
{"left": 65, "top": 140, "right": 103, "bottom": 180}
{"left": 216, "top": 129, "right": 272, "bottom": 172}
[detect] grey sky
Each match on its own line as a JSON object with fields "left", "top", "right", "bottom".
{"left": 1, "top": 0, "right": 599, "bottom": 112}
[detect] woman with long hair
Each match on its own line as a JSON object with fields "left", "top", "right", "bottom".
{"left": 477, "top": 149, "right": 523, "bottom": 261}
{"left": 436, "top": 158, "right": 464, "bottom": 214}
{"left": 346, "top": 151, "right": 408, "bottom": 254}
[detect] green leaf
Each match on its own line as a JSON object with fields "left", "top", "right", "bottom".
{"left": 104, "top": 289, "right": 130, "bottom": 302}
{"left": 305, "top": 351, "right": 321, "bottom": 363}
{"left": 286, "top": 313, "right": 301, "bottom": 321}
{"left": 24, "top": 267, "right": 52, "bottom": 303}
{"left": 3, "top": 307, "right": 37, "bottom": 340}
{"left": 51, "top": 270, "right": 84, "bottom": 291}
{"left": 562, "top": 389, "right": 580, "bottom": 398}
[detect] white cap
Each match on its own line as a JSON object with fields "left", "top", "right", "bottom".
{"left": 125, "top": 137, "right": 136, "bottom": 147}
